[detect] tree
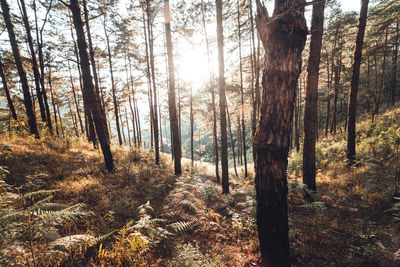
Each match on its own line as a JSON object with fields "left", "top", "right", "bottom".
{"left": 254, "top": 0, "right": 307, "bottom": 265}
{"left": 164, "top": 0, "right": 181, "bottom": 176}
{"left": 216, "top": 0, "right": 229, "bottom": 194}
{"left": 1, "top": 0, "right": 39, "bottom": 138}
{"left": 68, "top": 0, "right": 114, "bottom": 171}
{"left": 347, "top": 0, "right": 369, "bottom": 164}
{"left": 0, "top": 57, "right": 17, "bottom": 121}
{"left": 303, "top": 0, "right": 326, "bottom": 192}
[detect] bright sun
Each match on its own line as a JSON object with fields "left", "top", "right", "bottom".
{"left": 177, "top": 47, "right": 210, "bottom": 89}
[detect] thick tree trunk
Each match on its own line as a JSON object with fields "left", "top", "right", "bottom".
{"left": 303, "top": 0, "right": 325, "bottom": 192}
{"left": 1, "top": 0, "right": 39, "bottom": 138}
{"left": 255, "top": 1, "right": 307, "bottom": 265}
{"left": 164, "top": 0, "right": 181, "bottom": 176}
{"left": 238, "top": 0, "right": 248, "bottom": 178}
{"left": 330, "top": 47, "right": 342, "bottom": 135}
{"left": 347, "top": 0, "right": 369, "bottom": 164}
{"left": 390, "top": 22, "right": 398, "bottom": 107}
{"left": 0, "top": 58, "right": 17, "bottom": 121}
{"left": 216, "top": 0, "right": 229, "bottom": 194}
{"left": 70, "top": 0, "right": 114, "bottom": 171}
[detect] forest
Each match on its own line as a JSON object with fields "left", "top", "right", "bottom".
{"left": 0, "top": 0, "right": 399, "bottom": 266}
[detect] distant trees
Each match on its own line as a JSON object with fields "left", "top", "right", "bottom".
{"left": 254, "top": 0, "right": 307, "bottom": 265}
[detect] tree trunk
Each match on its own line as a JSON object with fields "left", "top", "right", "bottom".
{"left": 255, "top": 1, "right": 307, "bottom": 265}
{"left": 67, "top": 59, "right": 84, "bottom": 135}
{"left": 0, "top": 57, "right": 17, "bottom": 121}
{"left": 303, "top": 0, "right": 325, "bottom": 192}
{"left": 237, "top": 113, "right": 242, "bottom": 166}
{"left": 347, "top": 0, "right": 369, "bottom": 164}
{"left": 237, "top": 0, "right": 248, "bottom": 178}
{"left": 19, "top": 0, "right": 47, "bottom": 124}
{"left": 216, "top": 0, "right": 229, "bottom": 194}
{"left": 70, "top": 0, "right": 114, "bottom": 171}
{"left": 227, "top": 104, "right": 239, "bottom": 179}
{"left": 190, "top": 86, "right": 194, "bottom": 166}
{"left": 164, "top": 0, "right": 181, "bottom": 176}
{"left": 33, "top": 0, "right": 53, "bottom": 134}
{"left": 330, "top": 46, "right": 342, "bottom": 135}
{"left": 390, "top": 22, "right": 398, "bottom": 107}
{"left": 57, "top": 104, "right": 65, "bottom": 138}
{"left": 48, "top": 63, "right": 59, "bottom": 137}
{"left": 201, "top": 0, "right": 220, "bottom": 182}
{"left": 1, "top": 0, "right": 39, "bottom": 138}
{"left": 146, "top": 0, "right": 160, "bottom": 164}
{"left": 104, "top": 19, "right": 122, "bottom": 146}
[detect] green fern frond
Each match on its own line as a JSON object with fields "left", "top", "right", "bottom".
{"left": 33, "top": 226, "right": 60, "bottom": 241}
{"left": 38, "top": 204, "right": 91, "bottom": 225}
{"left": 167, "top": 220, "right": 198, "bottom": 234}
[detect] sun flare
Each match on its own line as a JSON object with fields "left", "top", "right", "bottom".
{"left": 177, "top": 47, "right": 210, "bottom": 88}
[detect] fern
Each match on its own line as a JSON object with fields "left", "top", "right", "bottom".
{"left": 0, "top": 210, "right": 28, "bottom": 226}
{"left": 167, "top": 220, "right": 198, "bottom": 234}
{"left": 88, "top": 229, "right": 119, "bottom": 247}
{"left": 23, "top": 189, "right": 60, "bottom": 204}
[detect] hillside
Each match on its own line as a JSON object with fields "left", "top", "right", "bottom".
{"left": 0, "top": 107, "right": 399, "bottom": 266}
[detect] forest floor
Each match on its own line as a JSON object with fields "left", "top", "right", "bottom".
{"left": 0, "top": 107, "right": 399, "bottom": 266}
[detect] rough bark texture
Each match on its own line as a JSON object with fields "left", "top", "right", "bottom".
{"left": 303, "top": 0, "right": 325, "bottom": 192}
{"left": 216, "top": 0, "right": 229, "bottom": 194}
{"left": 164, "top": 0, "right": 181, "bottom": 176}
{"left": 347, "top": 0, "right": 369, "bottom": 164}
{"left": 70, "top": 0, "right": 114, "bottom": 171}
{"left": 0, "top": 58, "right": 17, "bottom": 121}
{"left": 1, "top": 0, "right": 39, "bottom": 138}
{"left": 255, "top": 0, "right": 307, "bottom": 265}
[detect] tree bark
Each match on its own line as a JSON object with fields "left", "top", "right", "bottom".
{"left": 164, "top": 0, "right": 181, "bottom": 176}
{"left": 67, "top": 59, "right": 84, "bottom": 135}
{"left": 347, "top": 0, "right": 369, "bottom": 164}
{"left": 1, "top": 0, "right": 39, "bottom": 138}
{"left": 70, "top": 0, "right": 114, "bottom": 171}
{"left": 0, "top": 57, "right": 17, "bottom": 121}
{"left": 48, "top": 63, "right": 59, "bottom": 137}
{"left": 216, "top": 0, "right": 229, "bottom": 194}
{"left": 303, "top": 0, "right": 325, "bottom": 192}
{"left": 255, "top": 1, "right": 307, "bottom": 265}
